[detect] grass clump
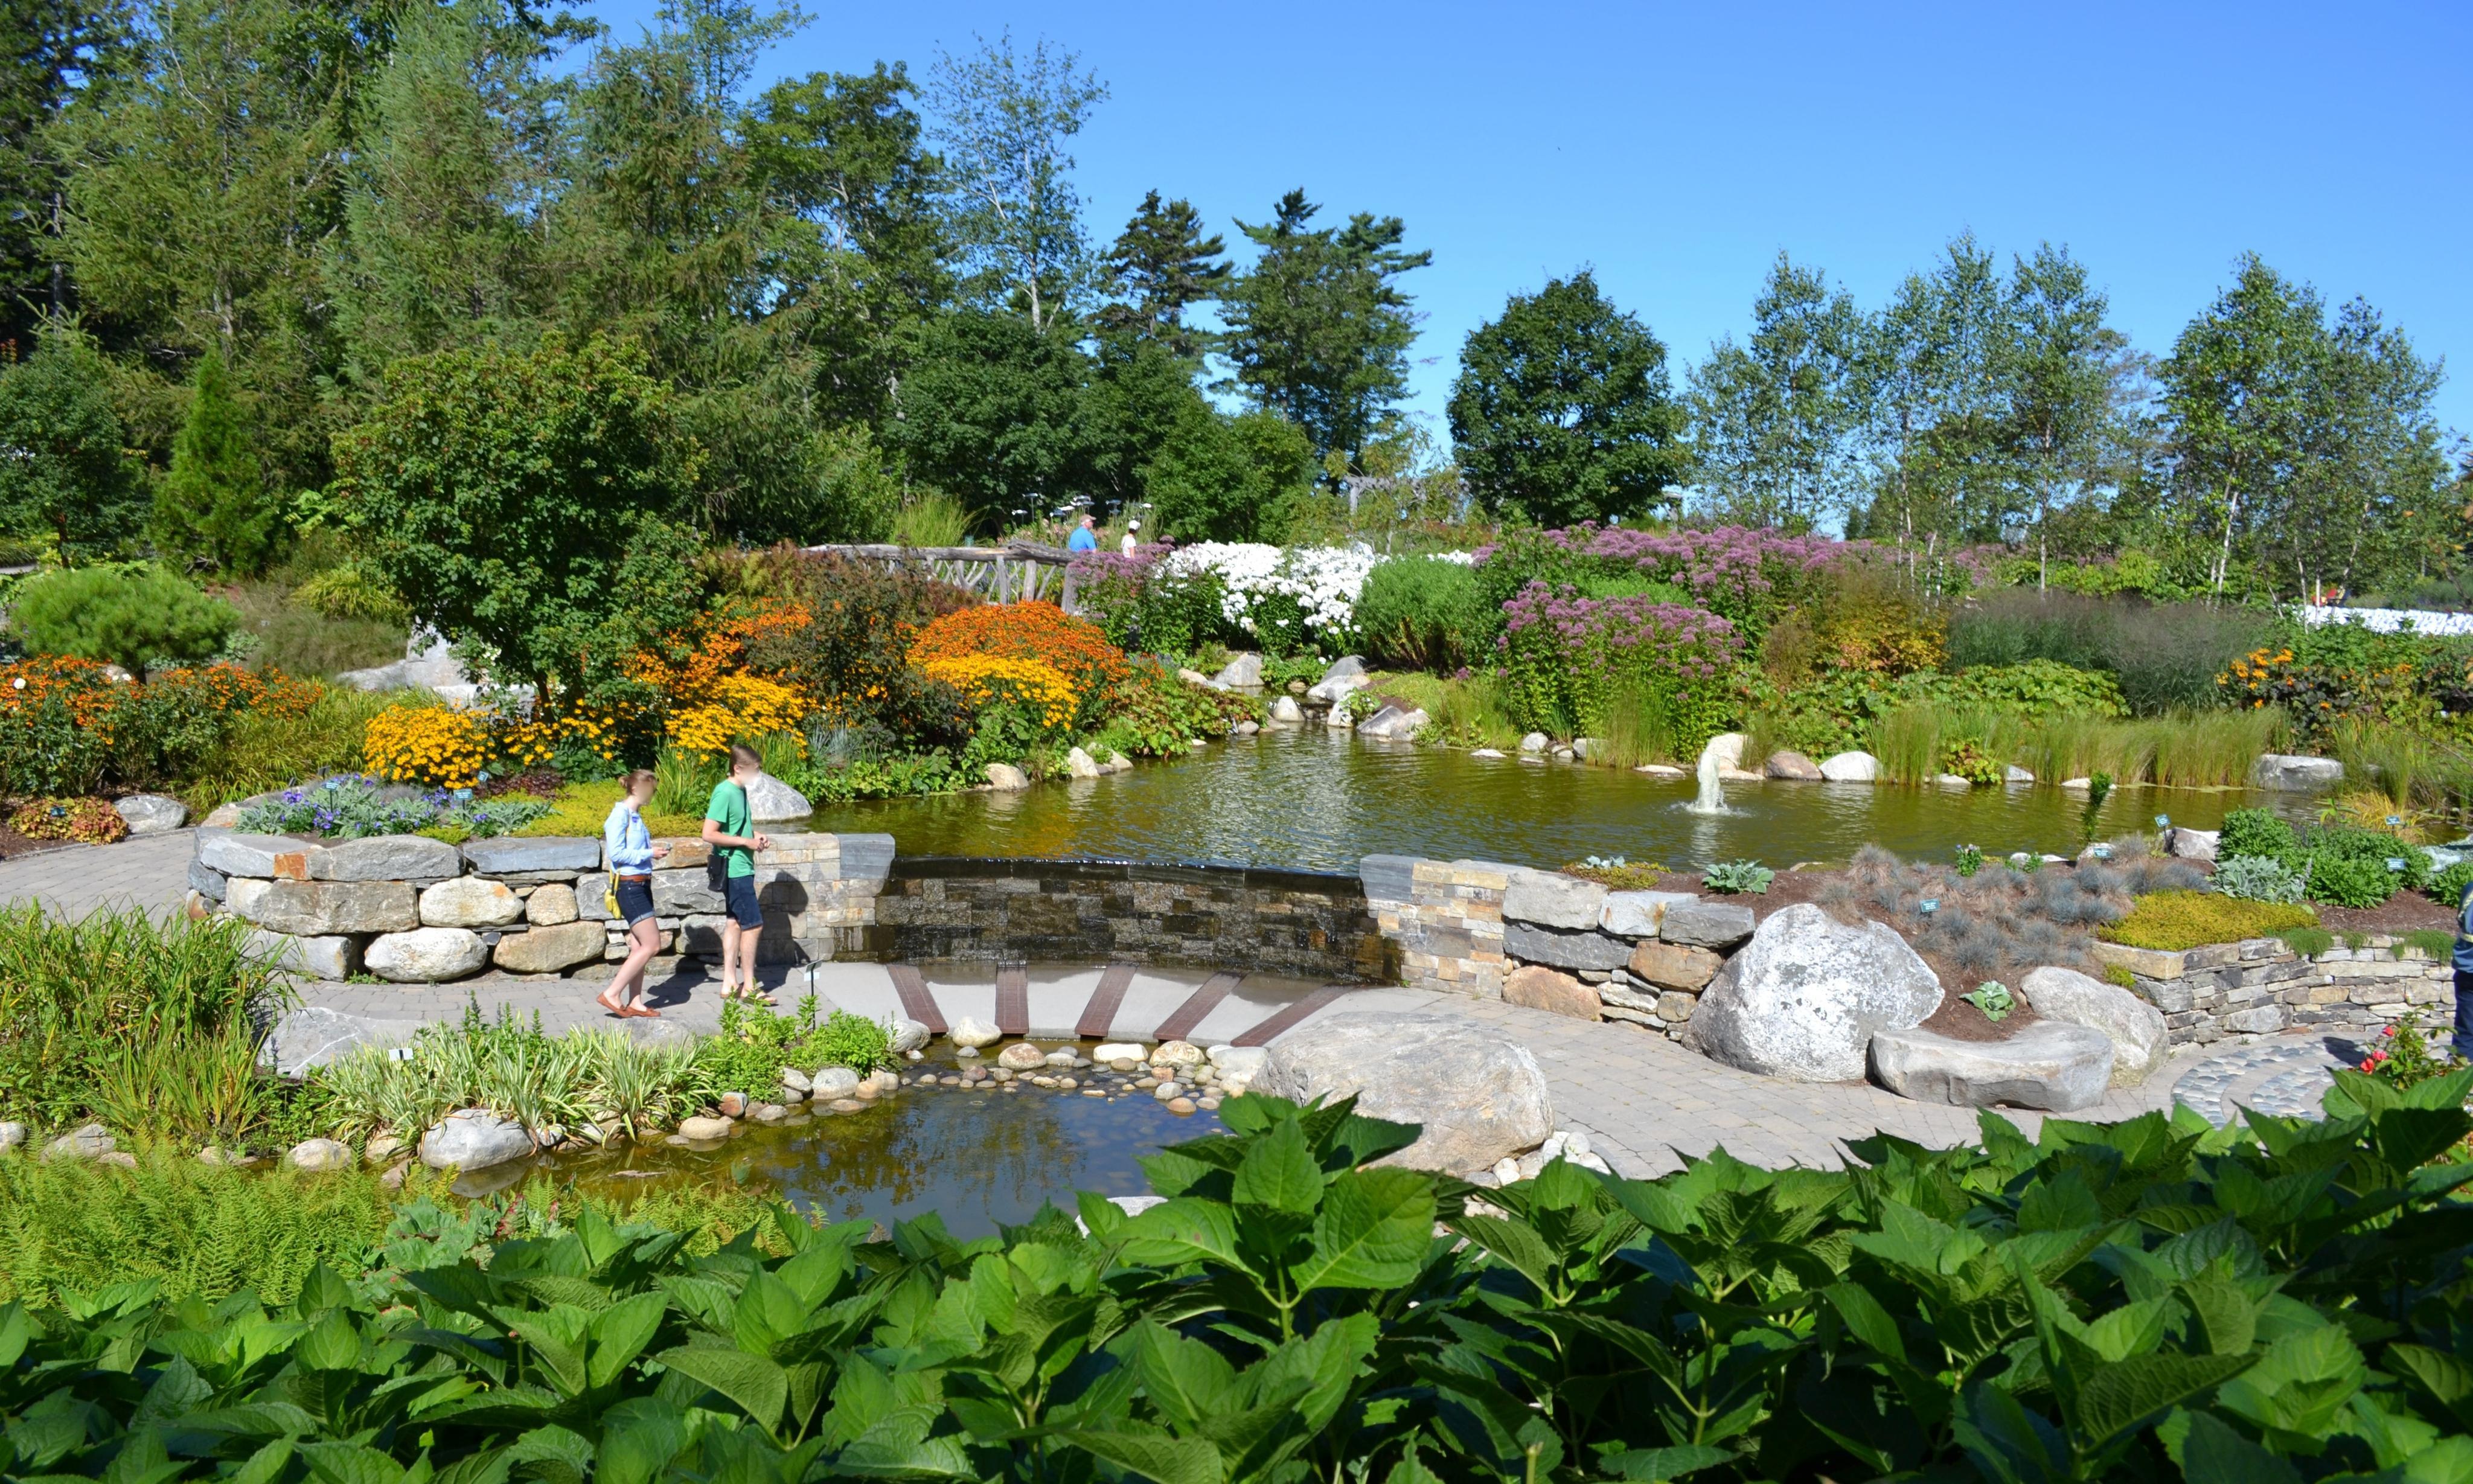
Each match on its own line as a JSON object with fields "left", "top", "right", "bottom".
{"left": 1363, "top": 671, "right": 1520, "bottom": 750}
{"left": 2401, "top": 927, "right": 2457, "bottom": 960}
{"left": 178, "top": 685, "right": 431, "bottom": 811}
{"left": 2099, "top": 890, "right": 2319, "bottom": 952}
{"left": 1822, "top": 840, "right": 2203, "bottom": 983}
{"left": 2276, "top": 925, "right": 2336, "bottom": 959}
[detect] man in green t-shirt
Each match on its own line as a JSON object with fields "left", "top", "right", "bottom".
{"left": 702, "top": 743, "right": 773, "bottom": 1004}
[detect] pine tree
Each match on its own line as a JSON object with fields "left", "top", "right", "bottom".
{"left": 1097, "top": 190, "right": 1228, "bottom": 362}
{"left": 155, "top": 352, "right": 278, "bottom": 575}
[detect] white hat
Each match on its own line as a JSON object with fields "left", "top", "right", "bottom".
{"left": 1127, "top": 520, "right": 1140, "bottom": 531}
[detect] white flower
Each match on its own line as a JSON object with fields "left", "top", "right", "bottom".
{"left": 1160, "top": 543, "right": 1386, "bottom": 640}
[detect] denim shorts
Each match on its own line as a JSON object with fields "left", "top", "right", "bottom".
{"left": 724, "top": 874, "right": 764, "bottom": 929}
{"left": 613, "top": 875, "right": 656, "bottom": 929}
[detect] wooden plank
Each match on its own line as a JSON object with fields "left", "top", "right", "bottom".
{"left": 1229, "top": 984, "right": 1353, "bottom": 1048}
{"left": 1075, "top": 964, "right": 1136, "bottom": 1040}
{"left": 1152, "top": 971, "right": 1242, "bottom": 1044}
{"left": 994, "top": 962, "right": 1029, "bottom": 1037}
{"left": 886, "top": 964, "right": 947, "bottom": 1034}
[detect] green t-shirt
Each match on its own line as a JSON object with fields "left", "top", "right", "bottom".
{"left": 706, "top": 780, "right": 755, "bottom": 878}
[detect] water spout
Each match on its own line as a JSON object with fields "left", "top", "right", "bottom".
{"left": 1687, "top": 737, "right": 1729, "bottom": 815}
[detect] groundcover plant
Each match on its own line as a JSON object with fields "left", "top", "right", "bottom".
{"left": 1, "top": 1080, "right": 2470, "bottom": 1483}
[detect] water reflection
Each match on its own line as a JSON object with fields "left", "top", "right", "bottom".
{"left": 814, "top": 729, "right": 2305, "bottom": 872}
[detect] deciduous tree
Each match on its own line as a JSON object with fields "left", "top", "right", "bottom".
{"left": 923, "top": 30, "right": 1104, "bottom": 331}
{"left": 0, "top": 322, "right": 142, "bottom": 555}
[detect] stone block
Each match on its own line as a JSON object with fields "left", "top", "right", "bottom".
{"left": 1656, "top": 990, "right": 1698, "bottom": 1022}
{"left": 574, "top": 873, "right": 615, "bottom": 920}
{"left": 309, "top": 834, "right": 462, "bottom": 882}
{"left": 419, "top": 877, "right": 523, "bottom": 928}
{"left": 1600, "top": 890, "right": 1698, "bottom": 938}
{"left": 1658, "top": 900, "right": 1756, "bottom": 950}
{"left": 295, "top": 934, "right": 360, "bottom": 980}
{"left": 234, "top": 880, "right": 418, "bottom": 936}
{"left": 461, "top": 836, "right": 600, "bottom": 875}
{"left": 2093, "top": 941, "right": 2186, "bottom": 980}
{"left": 1359, "top": 854, "right": 1419, "bottom": 904}
{"left": 2222, "top": 1005, "right": 2286, "bottom": 1034}
{"left": 366, "top": 927, "right": 489, "bottom": 982}
{"left": 835, "top": 833, "right": 896, "bottom": 883}
{"left": 1503, "top": 920, "right": 1634, "bottom": 971}
{"left": 197, "top": 830, "right": 323, "bottom": 880}
{"left": 1869, "top": 1022, "right": 2114, "bottom": 1111}
{"left": 1502, "top": 869, "right": 1607, "bottom": 930}
{"left": 1628, "top": 939, "right": 1723, "bottom": 990}
{"left": 526, "top": 883, "right": 580, "bottom": 925}
{"left": 1503, "top": 964, "right": 1602, "bottom": 1020}
{"left": 494, "top": 920, "right": 605, "bottom": 973}
{"left": 653, "top": 867, "right": 725, "bottom": 916}
{"left": 189, "top": 859, "right": 227, "bottom": 903}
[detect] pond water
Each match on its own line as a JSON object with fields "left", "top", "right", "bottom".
{"left": 809, "top": 728, "right": 2305, "bottom": 873}
{"left": 516, "top": 1048, "right": 1217, "bottom": 1239}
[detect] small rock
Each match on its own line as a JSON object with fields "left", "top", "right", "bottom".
{"left": 811, "top": 1067, "right": 862, "bottom": 1098}
{"left": 1235, "top": 719, "right": 1259, "bottom": 736}
{"left": 287, "top": 1137, "right": 351, "bottom": 1171}
{"left": 997, "top": 1042, "right": 1049, "bottom": 1071}
{"left": 679, "top": 1115, "right": 733, "bottom": 1140}
{"left": 419, "top": 1109, "right": 534, "bottom": 1169}
{"left": 779, "top": 1066, "right": 813, "bottom": 1095}
{"left": 828, "top": 1098, "right": 866, "bottom": 1114}
{"left": 1268, "top": 696, "right": 1304, "bottom": 724}
{"left": 1931, "top": 773, "right": 1974, "bottom": 788}
{"left": 0, "top": 1121, "right": 28, "bottom": 1152}
{"left": 2003, "top": 765, "right": 2035, "bottom": 784}
{"left": 1043, "top": 1050, "right": 1077, "bottom": 1067}
{"left": 197, "top": 1145, "right": 248, "bottom": 1166}
{"left": 1166, "top": 1096, "right": 1197, "bottom": 1115}
{"left": 984, "top": 763, "right": 1030, "bottom": 792}
{"left": 42, "top": 1124, "right": 114, "bottom": 1161}
{"left": 949, "top": 1016, "right": 1001, "bottom": 1049}
{"left": 751, "top": 1102, "right": 787, "bottom": 1122}
{"left": 1764, "top": 750, "right": 1824, "bottom": 781}
{"left": 1470, "top": 747, "right": 1505, "bottom": 758}
{"left": 1153, "top": 1081, "right": 1182, "bottom": 1100}
{"left": 1817, "top": 751, "right": 1880, "bottom": 782}
{"left": 718, "top": 1091, "right": 747, "bottom": 1116}
{"left": 98, "top": 1150, "right": 137, "bottom": 1168}
{"left": 1177, "top": 667, "right": 1218, "bottom": 689}
{"left": 2167, "top": 827, "right": 2221, "bottom": 863}
{"left": 1519, "top": 731, "right": 1548, "bottom": 753}
{"left": 1305, "top": 656, "right": 1367, "bottom": 704}
{"left": 1093, "top": 1041, "right": 1149, "bottom": 1062}
{"left": 1154, "top": 1039, "right": 1205, "bottom": 1067}
{"left": 114, "top": 793, "right": 189, "bottom": 834}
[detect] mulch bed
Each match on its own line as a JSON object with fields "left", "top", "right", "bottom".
{"left": 0, "top": 823, "right": 76, "bottom": 860}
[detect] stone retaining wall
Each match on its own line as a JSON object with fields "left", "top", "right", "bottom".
{"left": 2093, "top": 938, "right": 2456, "bottom": 1045}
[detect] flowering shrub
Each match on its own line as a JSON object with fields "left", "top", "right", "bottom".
{"left": 8, "top": 796, "right": 127, "bottom": 844}
{"left": 362, "top": 705, "right": 490, "bottom": 787}
{"left": 1156, "top": 542, "right": 1383, "bottom": 654}
{"left": 491, "top": 702, "right": 638, "bottom": 775}
{"left": 744, "top": 554, "right": 976, "bottom": 750}
{"left": 1479, "top": 523, "right": 1845, "bottom": 639}
{"left": 1064, "top": 548, "right": 1228, "bottom": 654}
{"left": 664, "top": 675, "right": 811, "bottom": 759}
{"left": 0, "top": 658, "right": 321, "bottom": 793}
{"left": 1092, "top": 659, "right": 1258, "bottom": 756}
{"left": 1499, "top": 581, "right": 1743, "bottom": 747}
{"left": 908, "top": 602, "right": 1126, "bottom": 729}
{"left": 918, "top": 655, "right": 1078, "bottom": 734}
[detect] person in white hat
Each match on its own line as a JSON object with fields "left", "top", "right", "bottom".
{"left": 1120, "top": 519, "right": 1140, "bottom": 555}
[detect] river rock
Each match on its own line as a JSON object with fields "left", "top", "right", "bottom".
{"left": 1504, "top": 920, "right": 1633, "bottom": 971}
{"left": 1154, "top": 1039, "right": 1205, "bottom": 1067}
{"left": 1214, "top": 653, "right": 1263, "bottom": 688}
{"left": 997, "top": 1042, "right": 1049, "bottom": 1070}
{"left": 287, "top": 1138, "right": 351, "bottom": 1172}
{"left": 420, "top": 1109, "right": 534, "bottom": 1169}
{"left": 310, "top": 834, "right": 462, "bottom": 882}
{"left": 1066, "top": 746, "right": 1102, "bottom": 778}
{"left": 1764, "top": 750, "right": 1824, "bottom": 781}
{"left": 42, "top": 1124, "right": 114, "bottom": 1161}
{"left": 494, "top": 920, "right": 604, "bottom": 973}
{"left": 1818, "top": 750, "right": 1880, "bottom": 782}
{"left": 2250, "top": 754, "right": 2343, "bottom": 792}
{"left": 1268, "top": 696, "right": 1304, "bottom": 724}
{"left": 461, "top": 837, "right": 600, "bottom": 875}
{"left": 114, "top": 793, "right": 188, "bottom": 835}
{"left": 949, "top": 1015, "right": 1001, "bottom": 1049}
{"left": 197, "top": 830, "right": 322, "bottom": 879}
{"left": 1503, "top": 869, "right": 1607, "bottom": 930}
{"left": 1177, "top": 667, "right": 1218, "bottom": 689}
{"left": 889, "top": 1018, "right": 930, "bottom": 1054}
{"left": 234, "top": 880, "right": 418, "bottom": 936}
{"left": 1518, "top": 732, "right": 1548, "bottom": 754}
{"left": 1093, "top": 1041, "right": 1148, "bottom": 1063}
{"left": 1601, "top": 890, "right": 1698, "bottom": 938}
{"left": 678, "top": 1115, "right": 732, "bottom": 1141}
{"left": 1869, "top": 1022, "right": 2114, "bottom": 1111}
{"left": 1257, "top": 1012, "right": 1552, "bottom": 1172}
{"left": 1305, "top": 656, "right": 1367, "bottom": 704}
{"left": 1703, "top": 732, "right": 1747, "bottom": 772}
{"left": 2166, "top": 827, "right": 2221, "bottom": 863}
{"left": 1355, "top": 705, "right": 1427, "bottom": 740}
{"left": 811, "top": 1067, "right": 861, "bottom": 1098}
{"left": 984, "top": 763, "right": 1030, "bottom": 791}
{"left": 0, "top": 1122, "right": 27, "bottom": 1152}
{"left": 2004, "top": 766, "right": 2035, "bottom": 784}
{"left": 779, "top": 1066, "right": 812, "bottom": 1095}
{"left": 1503, "top": 965, "right": 1602, "bottom": 1020}
{"left": 746, "top": 771, "right": 811, "bottom": 822}
{"left": 1659, "top": 900, "right": 1757, "bottom": 950}
{"left": 2020, "top": 966, "right": 2168, "bottom": 1087}
{"left": 1628, "top": 939, "right": 1723, "bottom": 991}
{"left": 420, "top": 877, "right": 522, "bottom": 928}
{"left": 1687, "top": 903, "right": 1943, "bottom": 1082}
{"left": 366, "top": 926, "right": 490, "bottom": 982}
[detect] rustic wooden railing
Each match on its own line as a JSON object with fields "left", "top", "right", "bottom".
{"left": 800, "top": 540, "right": 1081, "bottom": 609}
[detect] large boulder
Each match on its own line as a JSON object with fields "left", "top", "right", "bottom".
{"left": 1819, "top": 751, "right": 1881, "bottom": 782}
{"left": 1686, "top": 903, "right": 1942, "bottom": 1081}
{"left": 309, "top": 834, "right": 462, "bottom": 882}
{"left": 114, "top": 793, "right": 188, "bottom": 835}
{"left": 1214, "top": 653, "right": 1263, "bottom": 688}
{"left": 984, "top": 763, "right": 1030, "bottom": 791}
{"left": 2021, "top": 967, "right": 2169, "bottom": 1087}
{"left": 365, "top": 927, "right": 490, "bottom": 982}
{"left": 231, "top": 880, "right": 418, "bottom": 936}
{"left": 2250, "top": 754, "right": 2343, "bottom": 792}
{"left": 420, "top": 877, "right": 522, "bottom": 928}
{"left": 1764, "top": 750, "right": 1824, "bottom": 781}
{"left": 746, "top": 772, "right": 811, "bottom": 823}
{"left": 420, "top": 1109, "right": 534, "bottom": 1171}
{"left": 262, "top": 1006, "right": 417, "bottom": 1075}
{"left": 1503, "top": 869, "right": 1608, "bottom": 930}
{"left": 1354, "top": 705, "right": 1428, "bottom": 741}
{"left": 494, "top": 921, "right": 606, "bottom": 973}
{"left": 949, "top": 1016, "right": 1001, "bottom": 1049}
{"left": 1255, "top": 1011, "right": 1553, "bottom": 1174}
{"left": 1868, "top": 1022, "right": 2115, "bottom": 1111}
{"left": 1305, "top": 656, "right": 1367, "bottom": 705}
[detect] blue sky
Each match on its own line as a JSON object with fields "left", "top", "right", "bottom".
{"left": 605, "top": 0, "right": 2472, "bottom": 451}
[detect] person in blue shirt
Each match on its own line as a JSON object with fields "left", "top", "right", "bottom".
{"left": 599, "top": 769, "right": 669, "bottom": 1017}
{"left": 2455, "top": 873, "right": 2473, "bottom": 1062}
{"left": 1066, "top": 513, "right": 1098, "bottom": 552}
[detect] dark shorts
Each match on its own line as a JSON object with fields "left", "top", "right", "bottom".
{"left": 614, "top": 876, "right": 656, "bottom": 929}
{"left": 725, "top": 874, "right": 763, "bottom": 929}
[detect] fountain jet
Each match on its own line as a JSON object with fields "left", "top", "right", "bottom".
{"left": 1687, "top": 736, "right": 1729, "bottom": 815}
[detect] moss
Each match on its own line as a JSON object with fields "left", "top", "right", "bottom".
{"left": 2401, "top": 928, "right": 2457, "bottom": 961}
{"left": 514, "top": 779, "right": 700, "bottom": 840}
{"left": 2101, "top": 962, "right": 2138, "bottom": 990}
{"left": 2099, "top": 891, "right": 2318, "bottom": 952}
{"left": 2277, "top": 926, "right": 2335, "bottom": 959}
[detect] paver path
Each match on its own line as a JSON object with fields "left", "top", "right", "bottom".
{"left": 0, "top": 830, "right": 196, "bottom": 918}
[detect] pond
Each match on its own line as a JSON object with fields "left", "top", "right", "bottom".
{"left": 808, "top": 728, "right": 2306, "bottom": 873}
{"left": 516, "top": 1047, "right": 1216, "bottom": 1239}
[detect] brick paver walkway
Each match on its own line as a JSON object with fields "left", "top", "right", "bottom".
{"left": 0, "top": 831, "right": 197, "bottom": 919}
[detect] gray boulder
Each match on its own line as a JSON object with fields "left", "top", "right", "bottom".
{"left": 746, "top": 772, "right": 812, "bottom": 823}
{"left": 461, "top": 837, "right": 600, "bottom": 874}
{"left": 2166, "top": 828, "right": 2221, "bottom": 864}
{"left": 1659, "top": 900, "right": 1757, "bottom": 950}
{"left": 310, "top": 834, "right": 462, "bottom": 882}
{"left": 984, "top": 763, "right": 1030, "bottom": 791}
{"left": 419, "top": 877, "right": 522, "bottom": 928}
{"left": 494, "top": 920, "right": 605, "bottom": 973}
{"left": 888, "top": 1018, "right": 930, "bottom": 1054}
{"left": 114, "top": 794, "right": 188, "bottom": 835}
{"left": 233, "top": 880, "right": 418, "bottom": 936}
{"left": 1868, "top": 1022, "right": 2114, "bottom": 1111}
{"left": 1503, "top": 921, "right": 1633, "bottom": 972}
{"left": 262, "top": 1005, "right": 417, "bottom": 1075}
{"left": 574, "top": 873, "right": 615, "bottom": 920}
{"left": 1818, "top": 750, "right": 1881, "bottom": 782}
{"left": 1764, "top": 750, "right": 1824, "bottom": 781}
{"left": 1214, "top": 653, "right": 1263, "bottom": 688}
{"left": 1065, "top": 746, "right": 1102, "bottom": 778}
{"left": 420, "top": 1109, "right": 534, "bottom": 1171}
{"left": 1256, "top": 1012, "right": 1553, "bottom": 1174}
{"left": 42, "top": 1124, "right": 114, "bottom": 1161}
{"left": 365, "top": 927, "right": 490, "bottom": 982}
{"left": 1354, "top": 705, "right": 1428, "bottom": 741}
{"left": 811, "top": 1067, "right": 862, "bottom": 1098}
{"left": 2250, "top": 753, "right": 2343, "bottom": 792}
{"left": 2020, "top": 966, "right": 2168, "bottom": 1087}
{"left": 1686, "top": 903, "right": 1942, "bottom": 1081}
{"left": 1267, "top": 696, "right": 1304, "bottom": 724}
{"left": 1518, "top": 732, "right": 1548, "bottom": 754}
{"left": 1305, "top": 656, "right": 1368, "bottom": 705}
{"left": 197, "top": 831, "right": 322, "bottom": 879}
{"left": 1503, "top": 869, "right": 1607, "bottom": 930}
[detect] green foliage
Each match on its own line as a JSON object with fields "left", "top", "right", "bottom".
{"left": 2401, "top": 927, "right": 2457, "bottom": 960}
{"left": 153, "top": 350, "right": 281, "bottom": 575}
{"left": 2303, "top": 851, "right": 2401, "bottom": 909}
{"left": 1701, "top": 859, "right": 1774, "bottom": 895}
{"left": 1089, "top": 658, "right": 1253, "bottom": 757}
{"left": 1687, "top": 253, "right": 1868, "bottom": 530}
{"left": 2276, "top": 925, "right": 2335, "bottom": 958}
{"left": 1961, "top": 980, "right": 2012, "bottom": 1020}
{"left": 1947, "top": 580, "right": 2279, "bottom": 715}
{"left": 1352, "top": 555, "right": 1490, "bottom": 672}
{"left": 7, "top": 563, "right": 238, "bottom": 676}
{"left": 2100, "top": 890, "right": 2320, "bottom": 952}
{"left": 235, "top": 775, "right": 550, "bottom": 839}
{"left": 313, "top": 1001, "right": 707, "bottom": 1144}
{"left": 179, "top": 686, "right": 415, "bottom": 811}
{"left": 2210, "top": 853, "right": 2305, "bottom": 905}
{"left": 691, "top": 999, "right": 893, "bottom": 1097}
{"left": 1140, "top": 400, "right": 1314, "bottom": 542}
{"left": 2431, "top": 858, "right": 2473, "bottom": 906}
{"left": 1449, "top": 269, "right": 1689, "bottom": 526}
{"left": 2289, "top": 827, "right": 2429, "bottom": 908}
{"left": 328, "top": 337, "right": 705, "bottom": 697}
{"left": 0, "top": 326, "right": 146, "bottom": 558}
{"left": 886, "top": 489, "right": 971, "bottom": 546}
{"left": 2219, "top": 808, "right": 2299, "bottom": 862}
{"left": 1954, "top": 843, "right": 1985, "bottom": 877}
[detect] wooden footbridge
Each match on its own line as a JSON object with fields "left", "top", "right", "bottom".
{"left": 802, "top": 541, "right": 1083, "bottom": 609}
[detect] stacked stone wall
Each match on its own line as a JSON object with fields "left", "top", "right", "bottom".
{"left": 2093, "top": 938, "right": 2455, "bottom": 1045}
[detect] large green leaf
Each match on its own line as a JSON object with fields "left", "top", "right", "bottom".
{"left": 588, "top": 1293, "right": 670, "bottom": 1390}
{"left": 1231, "top": 1119, "right": 1324, "bottom": 1215}
{"left": 655, "top": 1345, "right": 788, "bottom": 1432}
{"left": 1052, "top": 1428, "right": 1221, "bottom": 1484}
{"left": 2175, "top": 1412, "right": 2300, "bottom": 1484}
{"left": 1599, "top": 1444, "right": 1734, "bottom": 1481}
{"left": 1292, "top": 1169, "right": 1434, "bottom": 1293}
{"left": 1117, "top": 1199, "right": 1252, "bottom": 1276}
{"left": 2073, "top": 1352, "right": 2256, "bottom": 1450}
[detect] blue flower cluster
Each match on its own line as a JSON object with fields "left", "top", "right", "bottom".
{"left": 239, "top": 775, "right": 551, "bottom": 840}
